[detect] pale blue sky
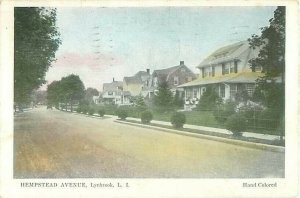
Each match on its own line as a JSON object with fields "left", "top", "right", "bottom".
{"left": 45, "top": 6, "right": 276, "bottom": 90}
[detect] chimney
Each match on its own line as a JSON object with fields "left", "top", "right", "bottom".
{"left": 146, "top": 69, "right": 150, "bottom": 74}
{"left": 113, "top": 78, "right": 115, "bottom": 82}
{"left": 180, "top": 61, "right": 184, "bottom": 66}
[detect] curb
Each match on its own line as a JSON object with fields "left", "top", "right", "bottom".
{"left": 114, "top": 120, "right": 285, "bottom": 153}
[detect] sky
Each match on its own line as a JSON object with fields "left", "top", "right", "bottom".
{"left": 43, "top": 6, "right": 276, "bottom": 91}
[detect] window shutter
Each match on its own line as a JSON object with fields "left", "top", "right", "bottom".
{"left": 234, "top": 61, "right": 238, "bottom": 73}
{"left": 202, "top": 68, "right": 204, "bottom": 78}
{"left": 222, "top": 64, "right": 225, "bottom": 75}
{"left": 212, "top": 66, "right": 215, "bottom": 77}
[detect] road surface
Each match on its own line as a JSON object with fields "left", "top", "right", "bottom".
{"left": 14, "top": 107, "right": 284, "bottom": 178}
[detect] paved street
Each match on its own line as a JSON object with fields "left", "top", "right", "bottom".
{"left": 14, "top": 107, "right": 284, "bottom": 178}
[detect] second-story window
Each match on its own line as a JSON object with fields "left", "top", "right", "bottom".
{"left": 222, "top": 63, "right": 229, "bottom": 75}
{"left": 174, "top": 76, "right": 179, "bottom": 85}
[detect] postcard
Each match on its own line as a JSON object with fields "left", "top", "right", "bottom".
{"left": 0, "top": 0, "right": 299, "bottom": 197}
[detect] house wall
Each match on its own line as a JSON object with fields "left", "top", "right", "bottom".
{"left": 123, "top": 82, "right": 143, "bottom": 96}
{"left": 167, "top": 66, "right": 196, "bottom": 89}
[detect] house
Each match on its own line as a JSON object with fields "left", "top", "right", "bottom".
{"left": 123, "top": 69, "right": 151, "bottom": 97}
{"left": 102, "top": 79, "right": 131, "bottom": 105}
{"left": 146, "top": 61, "right": 196, "bottom": 98}
{"left": 178, "top": 41, "right": 267, "bottom": 109}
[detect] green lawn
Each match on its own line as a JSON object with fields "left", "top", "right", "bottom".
{"left": 94, "top": 104, "right": 281, "bottom": 136}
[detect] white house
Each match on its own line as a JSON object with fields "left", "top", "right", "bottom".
{"left": 102, "top": 79, "right": 131, "bottom": 105}
{"left": 178, "top": 41, "right": 267, "bottom": 109}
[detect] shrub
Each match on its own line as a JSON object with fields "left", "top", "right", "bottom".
{"left": 170, "top": 112, "right": 186, "bottom": 128}
{"left": 116, "top": 108, "right": 128, "bottom": 120}
{"left": 257, "top": 108, "right": 282, "bottom": 132}
{"left": 213, "top": 100, "right": 236, "bottom": 124}
{"left": 98, "top": 109, "right": 105, "bottom": 117}
{"left": 225, "top": 113, "right": 247, "bottom": 136}
{"left": 81, "top": 105, "right": 88, "bottom": 114}
{"left": 141, "top": 111, "right": 153, "bottom": 124}
{"left": 88, "top": 107, "right": 95, "bottom": 115}
{"left": 76, "top": 107, "right": 81, "bottom": 113}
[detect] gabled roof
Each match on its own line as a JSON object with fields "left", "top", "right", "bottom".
{"left": 178, "top": 72, "right": 264, "bottom": 87}
{"left": 198, "top": 41, "right": 257, "bottom": 68}
{"left": 123, "top": 76, "right": 142, "bottom": 84}
{"left": 103, "top": 81, "right": 123, "bottom": 92}
{"left": 153, "top": 64, "right": 196, "bottom": 81}
{"left": 123, "top": 70, "right": 150, "bottom": 84}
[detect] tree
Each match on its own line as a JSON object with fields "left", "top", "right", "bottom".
{"left": 248, "top": 6, "right": 285, "bottom": 140}
{"left": 134, "top": 95, "right": 147, "bottom": 112}
{"left": 14, "top": 7, "right": 61, "bottom": 105}
{"left": 84, "top": 87, "right": 99, "bottom": 104}
{"left": 196, "top": 86, "right": 222, "bottom": 111}
{"left": 173, "top": 90, "right": 184, "bottom": 109}
{"left": 46, "top": 75, "right": 85, "bottom": 111}
{"left": 60, "top": 74, "right": 85, "bottom": 111}
{"left": 153, "top": 78, "right": 174, "bottom": 112}
{"left": 248, "top": 7, "right": 285, "bottom": 80}
{"left": 47, "top": 80, "right": 63, "bottom": 107}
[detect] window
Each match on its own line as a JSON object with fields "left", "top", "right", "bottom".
{"left": 212, "top": 66, "right": 215, "bottom": 77}
{"left": 174, "top": 76, "right": 179, "bottom": 85}
{"left": 193, "top": 89, "right": 198, "bottom": 98}
{"left": 188, "top": 76, "right": 193, "bottom": 82}
{"left": 186, "top": 89, "right": 193, "bottom": 99}
{"left": 254, "top": 66, "right": 262, "bottom": 72}
{"left": 108, "top": 91, "right": 113, "bottom": 95}
{"left": 246, "top": 84, "right": 255, "bottom": 96}
{"left": 230, "top": 84, "right": 237, "bottom": 98}
{"left": 154, "top": 77, "right": 158, "bottom": 86}
{"left": 201, "top": 68, "right": 205, "bottom": 78}
{"left": 230, "top": 62, "right": 234, "bottom": 73}
{"left": 220, "top": 84, "right": 225, "bottom": 98}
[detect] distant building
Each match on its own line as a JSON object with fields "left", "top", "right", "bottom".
{"left": 102, "top": 79, "right": 131, "bottom": 105}
{"left": 178, "top": 41, "right": 275, "bottom": 109}
{"left": 146, "top": 61, "right": 196, "bottom": 98}
{"left": 123, "top": 69, "right": 151, "bottom": 97}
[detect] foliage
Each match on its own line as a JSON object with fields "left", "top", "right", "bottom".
{"left": 46, "top": 74, "right": 85, "bottom": 110}
{"left": 132, "top": 95, "right": 147, "bottom": 112}
{"left": 81, "top": 105, "right": 88, "bottom": 114}
{"left": 153, "top": 78, "right": 174, "bottom": 112}
{"left": 235, "top": 88, "right": 249, "bottom": 104}
{"left": 141, "top": 111, "right": 153, "bottom": 124}
{"left": 248, "top": 7, "right": 285, "bottom": 78}
{"left": 253, "top": 81, "right": 284, "bottom": 111}
{"left": 47, "top": 81, "right": 62, "bottom": 107}
{"left": 170, "top": 112, "right": 186, "bottom": 128}
{"left": 98, "top": 109, "right": 105, "bottom": 117}
{"left": 196, "top": 86, "right": 222, "bottom": 111}
{"left": 213, "top": 100, "right": 236, "bottom": 124}
{"left": 173, "top": 90, "right": 184, "bottom": 109}
{"left": 116, "top": 107, "right": 128, "bottom": 120}
{"left": 85, "top": 87, "right": 99, "bottom": 104}
{"left": 76, "top": 106, "right": 81, "bottom": 113}
{"left": 257, "top": 108, "right": 282, "bottom": 131}
{"left": 247, "top": 6, "right": 285, "bottom": 139}
{"left": 88, "top": 107, "right": 95, "bottom": 115}
{"left": 225, "top": 113, "right": 247, "bottom": 136}
{"left": 14, "top": 7, "right": 61, "bottom": 104}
